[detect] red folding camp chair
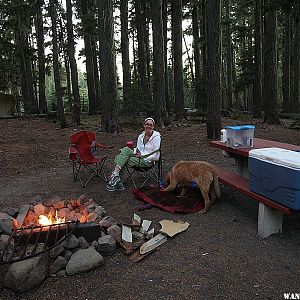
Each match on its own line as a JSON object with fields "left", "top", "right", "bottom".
{"left": 69, "top": 130, "right": 110, "bottom": 187}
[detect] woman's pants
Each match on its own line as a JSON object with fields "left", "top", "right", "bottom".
{"left": 115, "top": 147, "right": 152, "bottom": 178}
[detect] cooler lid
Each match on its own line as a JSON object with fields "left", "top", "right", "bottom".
{"left": 225, "top": 125, "right": 255, "bottom": 131}
{"left": 249, "top": 147, "right": 300, "bottom": 170}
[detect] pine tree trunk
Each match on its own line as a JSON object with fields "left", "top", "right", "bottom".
{"left": 150, "top": 0, "right": 169, "bottom": 127}
{"left": 81, "top": 0, "right": 97, "bottom": 115}
{"left": 135, "top": 0, "right": 152, "bottom": 106}
{"left": 35, "top": 0, "right": 47, "bottom": 114}
{"left": 97, "top": 0, "right": 118, "bottom": 133}
{"left": 172, "top": 0, "right": 185, "bottom": 121}
{"left": 205, "top": 0, "right": 222, "bottom": 139}
{"left": 282, "top": 8, "right": 291, "bottom": 113}
{"left": 225, "top": 0, "right": 233, "bottom": 109}
{"left": 253, "top": 0, "right": 263, "bottom": 118}
{"left": 66, "top": 0, "right": 81, "bottom": 125}
{"left": 199, "top": 0, "right": 207, "bottom": 117}
{"left": 291, "top": 13, "right": 300, "bottom": 113}
{"left": 192, "top": 1, "right": 201, "bottom": 111}
{"left": 162, "top": 0, "right": 170, "bottom": 113}
{"left": 263, "top": 2, "right": 279, "bottom": 124}
{"left": 49, "top": 0, "right": 67, "bottom": 128}
{"left": 120, "top": 0, "right": 131, "bottom": 112}
{"left": 92, "top": 36, "right": 101, "bottom": 113}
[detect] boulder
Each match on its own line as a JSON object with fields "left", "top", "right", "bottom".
{"left": 66, "top": 247, "right": 104, "bottom": 275}
{"left": 3, "top": 253, "right": 49, "bottom": 292}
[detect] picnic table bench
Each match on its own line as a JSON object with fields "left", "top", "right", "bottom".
{"left": 209, "top": 138, "right": 300, "bottom": 238}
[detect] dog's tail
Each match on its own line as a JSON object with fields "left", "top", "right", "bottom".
{"left": 212, "top": 169, "right": 220, "bottom": 198}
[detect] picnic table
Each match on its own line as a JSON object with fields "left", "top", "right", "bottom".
{"left": 209, "top": 138, "right": 300, "bottom": 238}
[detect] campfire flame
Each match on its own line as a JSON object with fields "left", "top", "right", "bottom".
{"left": 38, "top": 210, "right": 65, "bottom": 226}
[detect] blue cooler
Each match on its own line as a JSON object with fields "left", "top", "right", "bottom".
{"left": 249, "top": 148, "right": 300, "bottom": 210}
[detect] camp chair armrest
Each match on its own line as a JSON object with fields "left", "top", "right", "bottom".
{"left": 140, "top": 149, "right": 160, "bottom": 159}
{"left": 96, "top": 143, "right": 109, "bottom": 149}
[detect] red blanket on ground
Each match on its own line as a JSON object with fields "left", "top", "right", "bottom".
{"left": 132, "top": 186, "right": 204, "bottom": 214}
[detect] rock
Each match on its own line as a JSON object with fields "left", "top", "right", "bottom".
{"left": 31, "top": 194, "right": 44, "bottom": 205}
{"left": 49, "top": 244, "right": 65, "bottom": 258}
{"left": 66, "top": 247, "right": 104, "bottom": 275}
{"left": 23, "top": 211, "right": 38, "bottom": 226}
{"left": 0, "top": 218, "right": 13, "bottom": 235}
{"left": 33, "top": 204, "right": 47, "bottom": 216}
{"left": 43, "top": 196, "right": 61, "bottom": 207}
{"left": 78, "top": 237, "right": 89, "bottom": 249}
{"left": 107, "top": 225, "right": 121, "bottom": 241}
{"left": 0, "top": 213, "right": 13, "bottom": 220}
{"left": 0, "top": 264, "right": 9, "bottom": 289}
{"left": 87, "top": 212, "right": 101, "bottom": 222}
{"left": 53, "top": 200, "right": 66, "bottom": 209}
{"left": 97, "top": 235, "right": 116, "bottom": 256}
{"left": 63, "top": 250, "right": 73, "bottom": 261}
{"left": 99, "top": 216, "right": 117, "bottom": 228}
{"left": 61, "top": 234, "right": 79, "bottom": 249}
{"left": 77, "top": 195, "right": 89, "bottom": 205}
{"left": 91, "top": 240, "right": 98, "bottom": 248}
{"left": 58, "top": 208, "right": 71, "bottom": 218}
{"left": 3, "top": 253, "right": 49, "bottom": 292}
{"left": 49, "top": 256, "right": 68, "bottom": 274}
{"left": 0, "top": 234, "right": 14, "bottom": 251}
{"left": 85, "top": 204, "right": 97, "bottom": 214}
{"left": 94, "top": 206, "right": 107, "bottom": 218}
{"left": 2, "top": 207, "right": 19, "bottom": 218}
{"left": 56, "top": 270, "right": 66, "bottom": 277}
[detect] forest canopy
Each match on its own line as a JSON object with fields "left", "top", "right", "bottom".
{"left": 0, "top": 0, "right": 299, "bottom": 137}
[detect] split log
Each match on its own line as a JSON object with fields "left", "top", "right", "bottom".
{"left": 139, "top": 233, "right": 167, "bottom": 255}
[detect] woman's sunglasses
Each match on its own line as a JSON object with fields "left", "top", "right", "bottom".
{"left": 144, "top": 123, "right": 154, "bottom": 127}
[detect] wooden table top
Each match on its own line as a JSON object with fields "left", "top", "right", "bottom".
{"left": 209, "top": 138, "right": 300, "bottom": 157}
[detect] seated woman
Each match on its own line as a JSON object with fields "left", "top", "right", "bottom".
{"left": 106, "top": 117, "right": 161, "bottom": 192}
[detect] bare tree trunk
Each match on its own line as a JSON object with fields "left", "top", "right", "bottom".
{"left": 205, "top": 0, "right": 222, "bottom": 139}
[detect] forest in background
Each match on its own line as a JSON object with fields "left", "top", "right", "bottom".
{"left": 0, "top": 0, "right": 299, "bottom": 138}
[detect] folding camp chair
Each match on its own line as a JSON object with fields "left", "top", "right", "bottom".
{"left": 69, "top": 130, "right": 110, "bottom": 187}
{"left": 123, "top": 149, "right": 162, "bottom": 188}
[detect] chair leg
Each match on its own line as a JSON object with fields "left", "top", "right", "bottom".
{"left": 72, "top": 159, "right": 108, "bottom": 187}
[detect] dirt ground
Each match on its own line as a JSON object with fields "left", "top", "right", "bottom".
{"left": 0, "top": 115, "right": 300, "bottom": 300}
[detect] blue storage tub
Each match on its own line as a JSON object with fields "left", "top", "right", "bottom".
{"left": 249, "top": 147, "right": 300, "bottom": 210}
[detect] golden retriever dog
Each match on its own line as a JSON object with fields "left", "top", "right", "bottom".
{"left": 162, "top": 160, "right": 220, "bottom": 213}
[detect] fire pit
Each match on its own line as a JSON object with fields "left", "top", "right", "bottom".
{"left": 0, "top": 194, "right": 117, "bottom": 292}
